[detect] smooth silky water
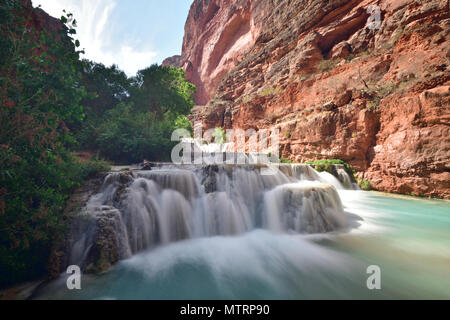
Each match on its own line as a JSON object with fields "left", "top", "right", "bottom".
{"left": 35, "top": 165, "right": 450, "bottom": 300}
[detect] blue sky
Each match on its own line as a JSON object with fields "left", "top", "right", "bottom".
{"left": 32, "top": 0, "right": 193, "bottom": 76}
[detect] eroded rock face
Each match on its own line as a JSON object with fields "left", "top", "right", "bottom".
{"left": 180, "top": 0, "right": 267, "bottom": 105}
{"left": 364, "top": 85, "right": 450, "bottom": 198}
{"left": 47, "top": 175, "right": 106, "bottom": 277}
{"left": 162, "top": 55, "right": 182, "bottom": 68}
{"left": 48, "top": 172, "right": 133, "bottom": 277}
{"left": 184, "top": 0, "right": 450, "bottom": 198}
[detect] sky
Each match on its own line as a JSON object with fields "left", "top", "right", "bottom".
{"left": 32, "top": 0, "right": 193, "bottom": 76}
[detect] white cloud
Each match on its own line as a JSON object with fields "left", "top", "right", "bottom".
{"left": 32, "top": 0, "right": 157, "bottom": 76}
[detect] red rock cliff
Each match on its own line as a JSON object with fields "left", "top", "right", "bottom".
{"left": 23, "top": 0, "right": 65, "bottom": 33}
{"left": 162, "top": 55, "right": 182, "bottom": 68}
{"left": 183, "top": 0, "right": 449, "bottom": 198}
{"left": 180, "top": 0, "right": 266, "bottom": 105}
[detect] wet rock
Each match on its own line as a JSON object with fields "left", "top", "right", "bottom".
{"left": 140, "top": 160, "right": 153, "bottom": 170}
{"left": 47, "top": 176, "right": 105, "bottom": 278}
{"left": 47, "top": 172, "right": 134, "bottom": 277}
{"left": 201, "top": 165, "right": 219, "bottom": 193}
{"left": 84, "top": 207, "right": 131, "bottom": 274}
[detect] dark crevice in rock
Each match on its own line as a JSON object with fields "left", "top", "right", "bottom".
{"left": 318, "top": 7, "right": 371, "bottom": 56}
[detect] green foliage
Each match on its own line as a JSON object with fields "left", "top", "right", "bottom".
{"left": 305, "top": 159, "right": 352, "bottom": 173}
{"left": 174, "top": 116, "right": 193, "bottom": 135}
{"left": 73, "top": 61, "right": 131, "bottom": 149}
{"left": 77, "top": 159, "right": 111, "bottom": 180}
{"left": 95, "top": 103, "right": 185, "bottom": 163}
{"left": 130, "top": 65, "right": 195, "bottom": 117}
{"left": 362, "top": 81, "right": 396, "bottom": 111}
{"left": 0, "top": 3, "right": 105, "bottom": 288}
{"left": 346, "top": 50, "right": 371, "bottom": 62}
{"left": 0, "top": 2, "right": 196, "bottom": 288}
{"left": 212, "top": 127, "right": 226, "bottom": 144}
{"left": 73, "top": 63, "right": 195, "bottom": 157}
{"left": 280, "top": 157, "right": 294, "bottom": 164}
{"left": 90, "top": 65, "right": 195, "bottom": 163}
{"left": 260, "top": 86, "right": 281, "bottom": 97}
{"left": 366, "top": 100, "right": 378, "bottom": 110}
{"left": 377, "top": 82, "right": 396, "bottom": 97}
{"left": 357, "top": 178, "right": 372, "bottom": 191}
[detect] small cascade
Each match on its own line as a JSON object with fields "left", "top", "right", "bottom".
{"left": 318, "top": 171, "right": 344, "bottom": 190}
{"left": 67, "top": 172, "right": 134, "bottom": 271}
{"left": 280, "top": 164, "right": 320, "bottom": 181}
{"left": 135, "top": 169, "right": 201, "bottom": 201}
{"left": 263, "top": 182, "right": 347, "bottom": 233}
{"left": 334, "top": 165, "right": 359, "bottom": 190}
{"left": 65, "top": 163, "right": 356, "bottom": 271}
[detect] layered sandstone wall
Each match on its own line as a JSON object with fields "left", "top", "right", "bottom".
{"left": 182, "top": 0, "right": 449, "bottom": 198}
{"left": 180, "top": 0, "right": 270, "bottom": 104}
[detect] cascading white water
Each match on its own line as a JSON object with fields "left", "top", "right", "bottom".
{"left": 35, "top": 161, "right": 450, "bottom": 300}
{"left": 318, "top": 171, "right": 344, "bottom": 190}
{"left": 36, "top": 187, "right": 450, "bottom": 300}
{"left": 263, "top": 182, "right": 347, "bottom": 233}
{"left": 333, "top": 165, "right": 359, "bottom": 190}
{"left": 68, "top": 164, "right": 352, "bottom": 269}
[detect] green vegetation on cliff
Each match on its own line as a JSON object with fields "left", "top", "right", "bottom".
{"left": 356, "top": 178, "right": 372, "bottom": 191}
{"left": 305, "top": 159, "right": 353, "bottom": 174}
{"left": 0, "top": 2, "right": 195, "bottom": 288}
{"left": 0, "top": 2, "right": 93, "bottom": 287}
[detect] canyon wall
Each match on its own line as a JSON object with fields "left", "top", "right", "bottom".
{"left": 179, "top": 0, "right": 450, "bottom": 198}
{"left": 162, "top": 55, "right": 182, "bottom": 68}
{"left": 22, "top": 0, "right": 65, "bottom": 33}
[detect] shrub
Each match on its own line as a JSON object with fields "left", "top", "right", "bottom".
{"left": 305, "top": 159, "right": 352, "bottom": 173}
{"left": 94, "top": 65, "right": 195, "bottom": 163}
{"left": 367, "top": 100, "right": 378, "bottom": 110}
{"left": 318, "top": 59, "right": 339, "bottom": 73}
{"left": 260, "top": 86, "right": 281, "bottom": 97}
{"left": 357, "top": 178, "right": 372, "bottom": 191}
{"left": 212, "top": 127, "right": 226, "bottom": 144}
{"left": 77, "top": 160, "right": 111, "bottom": 180}
{"left": 96, "top": 103, "right": 178, "bottom": 163}
{"left": 280, "top": 157, "right": 294, "bottom": 164}
{"left": 0, "top": 148, "right": 107, "bottom": 287}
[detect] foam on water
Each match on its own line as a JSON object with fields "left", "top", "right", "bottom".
{"left": 65, "top": 164, "right": 349, "bottom": 268}
{"left": 34, "top": 165, "right": 450, "bottom": 300}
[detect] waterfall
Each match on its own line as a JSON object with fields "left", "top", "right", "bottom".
{"left": 334, "top": 165, "right": 359, "bottom": 190}
{"left": 66, "top": 164, "right": 354, "bottom": 271}
{"left": 318, "top": 172, "right": 344, "bottom": 190}
{"left": 263, "top": 182, "right": 347, "bottom": 233}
